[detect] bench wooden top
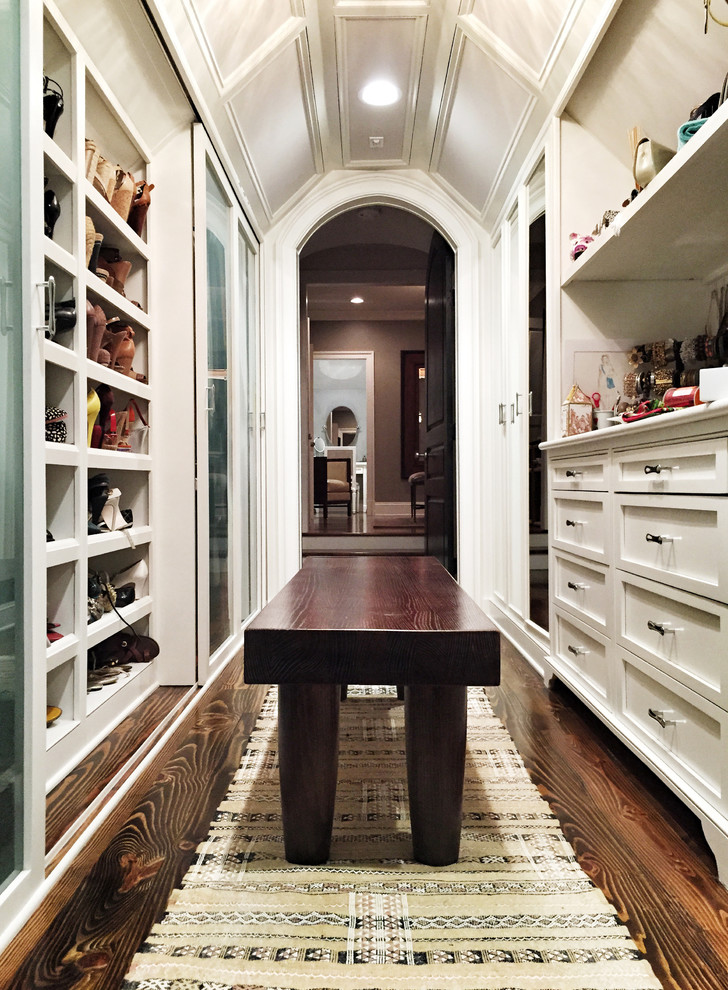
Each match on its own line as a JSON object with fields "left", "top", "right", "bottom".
{"left": 244, "top": 555, "right": 500, "bottom": 686}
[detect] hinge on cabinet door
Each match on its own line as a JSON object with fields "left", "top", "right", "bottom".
{"left": 260, "top": 411, "right": 266, "bottom": 430}
{"left": 528, "top": 390, "right": 533, "bottom": 416}
{"left": 249, "top": 411, "right": 255, "bottom": 431}
{"left": 498, "top": 402, "right": 506, "bottom": 425}
{"left": 205, "top": 383, "right": 215, "bottom": 412}
{"left": 0, "top": 277, "right": 12, "bottom": 333}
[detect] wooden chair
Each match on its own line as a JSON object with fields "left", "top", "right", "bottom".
{"left": 313, "top": 456, "right": 353, "bottom": 518}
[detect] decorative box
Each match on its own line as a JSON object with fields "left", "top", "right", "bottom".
{"left": 561, "top": 384, "right": 593, "bottom": 437}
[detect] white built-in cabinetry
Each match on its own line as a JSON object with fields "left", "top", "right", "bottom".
{"left": 543, "top": 24, "right": 728, "bottom": 879}
{"left": 42, "top": 2, "right": 159, "bottom": 789}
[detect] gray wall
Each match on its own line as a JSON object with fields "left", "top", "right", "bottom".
{"left": 311, "top": 320, "right": 425, "bottom": 503}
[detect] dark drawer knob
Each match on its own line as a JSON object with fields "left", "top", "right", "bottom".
{"left": 565, "top": 469, "right": 582, "bottom": 478}
{"left": 647, "top": 619, "right": 666, "bottom": 636}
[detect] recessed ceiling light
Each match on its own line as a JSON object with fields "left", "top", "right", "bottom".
{"left": 359, "top": 79, "right": 401, "bottom": 107}
{"left": 351, "top": 296, "right": 364, "bottom": 304}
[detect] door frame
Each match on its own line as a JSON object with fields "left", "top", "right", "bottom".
{"left": 307, "top": 350, "right": 375, "bottom": 521}
{"left": 192, "top": 127, "right": 261, "bottom": 684}
{"left": 261, "top": 172, "right": 488, "bottom": 603}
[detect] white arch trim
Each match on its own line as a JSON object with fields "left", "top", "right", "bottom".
{"left": 261, "top": 168, "right": 489, "bottom": 603}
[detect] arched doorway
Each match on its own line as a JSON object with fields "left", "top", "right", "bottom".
{"left": 260, "top": 172, "right": 488, "bottom": 602}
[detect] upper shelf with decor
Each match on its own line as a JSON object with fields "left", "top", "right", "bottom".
{"left": 562, "top": 100, "right": 728, "bottom": 288}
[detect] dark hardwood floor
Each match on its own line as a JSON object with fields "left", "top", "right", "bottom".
{"left": 3, "top": 638, "right": 728, "bottom": 989}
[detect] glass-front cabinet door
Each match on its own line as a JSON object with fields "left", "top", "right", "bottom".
{"left": 0, "top": 0, "right": 25, "bottom": 898}
{"left": 193, "top": 128, "right": 260, "bottom": 682}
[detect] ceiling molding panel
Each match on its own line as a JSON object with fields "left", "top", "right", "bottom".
{"left": 432, "top": 31, "right": 534, "bottom": 213}
{"left": 336, "top": 12, "right": 427, "bottom": 167}
{"left": 227, "top": 38, "right": 320, "bottom": 216}
{"left": 468, "top": 0, "right": 583, "bottom": 84}
{"left": 181, "top": 0, "right": 301, "bottom": 91}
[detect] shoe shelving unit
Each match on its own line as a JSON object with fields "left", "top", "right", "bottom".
{"left": 42, "top": 1, "right": 157, "bottom": 788}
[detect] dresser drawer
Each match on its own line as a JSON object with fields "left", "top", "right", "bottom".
{"left": 553, "top": 551, "right": 610, "bottom": 634}
{"left": 619, "top": 649, "right": 728, "bottom": 814}
{"left": 616, "top": 570, "right": 728, "bottom": 711}
{"left": 552, "top": 492, "right": 609, "bottom": 563}
{"left": 553, "top": 609, "right": 610, "bottom": 703}
{"left": 614, "top": 438, "right": 728, "bottom": 494}
{"left": 616, "top": 494, "right": 728, "bottom": 601}
{"left": 550, "top": 454, "right": 608, "bottom": 491}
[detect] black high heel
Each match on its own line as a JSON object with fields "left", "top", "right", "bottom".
{"left": 43, "top": 75, "right": 64, "bottom": 139}
{"left": 44, "top": 183, "right": 60, "bottom": 239}
{"left": 45, "top": 297, "right": 76, "bottom": 339}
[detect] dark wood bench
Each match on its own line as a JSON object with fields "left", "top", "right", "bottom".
{"left": 244, "top": 555, "right": 500, "bottom": 866}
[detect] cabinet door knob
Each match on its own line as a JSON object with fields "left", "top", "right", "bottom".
{"left": 565, "top": 469, "right": 582, "bottom": 478}
{"left": 647, "top": 619, "right": 666, "bottom": 635}
{"left": 644, "top": 463, "right": 674, "bottom": 474}
{"left": 565, "top": 519, "right": 582, "bottom": 527}
{"left": 567, "top": 581, "right": 588, "bottom": 591}
{"left": 567, "top": 644, "right": 588, "bottom": 656}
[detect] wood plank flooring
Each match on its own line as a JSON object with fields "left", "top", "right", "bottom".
{"left": 3, "top": 639, "right": 728, "bottom": 989}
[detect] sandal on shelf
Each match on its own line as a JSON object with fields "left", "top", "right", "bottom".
{"left": 43, "top": 75, "right": 64, "bottom": 139}
{"left": 47, "top": 621, "right": 63, "bottom": 644}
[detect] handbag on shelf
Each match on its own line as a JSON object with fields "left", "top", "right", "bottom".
{"left": 125, "top": 400, "right": 149, "bottom": 454}
{"left": 45, "top": 406, "right": 68, "bottom": 443}
{"left": 633, "top": 136, "right": 675, "bottom": 190}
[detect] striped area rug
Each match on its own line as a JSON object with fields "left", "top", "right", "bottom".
{"left": 122, "top": 686, "right": 662, "bottom": 990}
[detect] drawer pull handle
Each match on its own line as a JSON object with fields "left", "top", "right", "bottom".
{"left": 565, "top": 469, "right": 583, "bottom": 478}
{"left": 647, "top": 619, "right": 667, "bottom": 636}
{"left": 565, "top": 519, "right": 583, "bottom": 527}
{"left": 567, "top": 644, "right": 588, "bottom": 656}
{"left": 648, "top": 708, "right": 686, "bottom": 729}
{"left": 567, "top": 581, "right": 588, "bottom": 591}
{"left": 645, "top": 532, "right": 676, "bottom": 545}
{"left": 644, "top": 463, "right": 673, "bottom": 475}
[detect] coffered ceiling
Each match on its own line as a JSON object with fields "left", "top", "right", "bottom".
{"left": 152, "top": 0, "right": 619, "bottom": 234}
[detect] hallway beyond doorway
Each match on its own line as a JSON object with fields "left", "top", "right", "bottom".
{"left": 302, "top": 508, "right": 425, "bottom": 556}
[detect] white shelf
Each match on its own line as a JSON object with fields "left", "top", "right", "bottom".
{"left": 44, "top": 237, "right": 77, "bottom": 277}
{"left": 84, "top": 180, "right": 150, "bottom": 261}
{"left": 45, "top": 442, "right": 79, "bottom": 467}
{"left": 85, "top": 271, "right": 151, "bottom": 328}
{"left": 46, "top": 716, "right": 79, "bottom": 751}
{"left": 43, "top": 131, "right": 76, "bottom": 183}
{"left": 563, "top": 102, "right": 728, "bottom": 287}
{"left": 86, "top": 595, "right": 152, "bottom": 649}
{"left": 86, "top": 661, "right": 152, "bottom": 716}
{"left": 85, "top": 360, "right": 151, "bottom": 399}
{"left": 46, "top": 537, "right": 79, "bottom": 567}
{"left": 88, "top": 526, "right": 152, "bottom": 556}
{"left": 46, "top": 634, "right": 79, "bottom": 671}
{"left": 44, "top": 338, "right": 79, "bottom": 372}
{"left": 87, "top": 449, "right": 151, "bottom": 472}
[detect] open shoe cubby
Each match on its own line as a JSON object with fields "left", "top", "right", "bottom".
{"left": 40, "top": 0, "right": 157, "bottom": 790}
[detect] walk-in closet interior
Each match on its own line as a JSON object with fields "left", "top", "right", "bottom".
{"left": 4, "top": 0, "right": 728, "bottom": 980}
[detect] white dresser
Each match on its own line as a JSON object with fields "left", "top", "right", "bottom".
{"left": 543, "top": 401, "right": 728, "bottom": 883}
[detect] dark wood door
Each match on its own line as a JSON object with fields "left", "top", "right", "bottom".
{"left": 423, "top": 230, "right": 456, "bottom": 575}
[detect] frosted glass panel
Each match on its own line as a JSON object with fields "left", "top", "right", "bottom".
{"left": 0, "top": 0, "right": 24, "bottom": 890}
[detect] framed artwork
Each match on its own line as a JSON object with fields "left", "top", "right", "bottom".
{"left": 562, "top": 339, "right": 632, "bottom": 412}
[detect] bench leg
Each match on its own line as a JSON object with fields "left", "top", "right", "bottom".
{"left": 278, "top": 683, "right": 340, "bottom": 864}
{"left": 404, "top": 684, "right": 467, "bottom": 866}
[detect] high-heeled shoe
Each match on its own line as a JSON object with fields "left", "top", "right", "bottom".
{"left": 87, "top": 387, "right": 101, "bottom": 447}
{"left": 102, "top": 321, "right": 131, "bottom": 371}
{"left": 87, "top": 303, "right": 105, "bottom": 362}
{"left": 43, "top": 76, "right": 64, "bottom": 139}
{"left": 127, "top": 181, "right": 154, "bottom": 237}
{"left": 44, "top": 186, "right": 61, "bottom": 239}
{"left": 45, "top": 298, "right": 76, "bottom": 339}
{"left": 113, "top": 328, "right": 135, "bottom": 375}
{"left": 97, "top": 247, "right": 132, "bottom": 295}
